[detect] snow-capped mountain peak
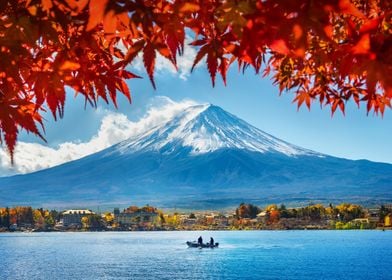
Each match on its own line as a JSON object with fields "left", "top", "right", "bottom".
{"left": 2, "top": 103, "right": 391, "bottom": 208}
{"left": 115, "top": 104, "right": 320, "bottom": 157}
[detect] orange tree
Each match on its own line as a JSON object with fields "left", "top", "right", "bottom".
{"left": 0, "top": 0, "right": 391, "bottom": 160}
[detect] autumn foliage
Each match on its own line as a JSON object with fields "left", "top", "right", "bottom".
{"left": 0, "top": 0, "right": 391, "bottom": 160}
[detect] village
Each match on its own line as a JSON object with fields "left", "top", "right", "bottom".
{"left": 1, "top": 202, "right": 391, "bottom": 232}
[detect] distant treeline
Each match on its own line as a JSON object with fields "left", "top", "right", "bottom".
{"left": 236, "top": 202, "right": 367, "bottom": 221}
{"left": 0, "top": 207, "right": 59, "bottom": 229}
{"left": 235, "top": 202, "right": 391, "bottom": 223}
{"left": 1, "top": 203, "right": 391, "bottom": 231}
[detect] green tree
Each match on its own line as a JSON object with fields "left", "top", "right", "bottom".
{"left": 335, "top": 221, "right": 345, "bottom": 230}
{"left": 49, "top": 210, "right": 60, "bottom": 223}
{"left": 279, "top": 204, "right": 291, "bottom": 218}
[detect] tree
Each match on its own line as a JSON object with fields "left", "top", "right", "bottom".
{"left": 33, "top": 208, "right": 45, "bottom": 229}
{"left": 268, "top": 209, "right": 280, "bottom": 224}
{"left": 43, "top": 210, "right": 55, "bottom": 227}
{"left": 236, "top": 203, "right": 261, "bottom": 219}
{"left": 49, "top": 210, "right": 60, "bottom": 222}
{"left": 81, "top": 216, "right": 90, "bottom": 229}
{"left": 141, "top": 205, "right": 157, "bottom": 213}
{"left": 0, "top": 207, "right": 11, "bottom": 228}
{"left": 81, "top": 214, "right": 102, "bottom": 229}
{"left": 125, "top": 206, "right": 139, "bottom": 213}
{"left": 165, "top": 213, "right": 180, "bottom": 227}
{"left": 379, "top": 205, "right": 392, "bottom": 221}
{"left": 307, "top": 204, "right": 326, "bottom": 220}
{"left": 8, "top": 208, "right": 18, "bottom": 225}
{"left": 0, "top": 0, "right": 391, "bottom": 160}
{"left": 279, "top": 204, "right": 291, "bottom": 218}
{"left": 103, "top": 212, "right": 114, "bottom": 223}
{"left": 14, "top": 206, "right": 34, "bottom": 226}
{"left": 265, "top": 204, "right": 278, "bottom": 212}
{"left": 335, "top": 203, "right": 363, "bottom": 222}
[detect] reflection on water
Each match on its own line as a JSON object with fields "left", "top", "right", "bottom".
{"left": 0, "top": 231, "right": 391, "bottom": 280}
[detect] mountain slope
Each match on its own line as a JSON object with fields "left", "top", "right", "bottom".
{"left": 114, "top": 104, "right": 319, "bottom": 156}
{"left": 0, "top": 104, "right": 391, "bottom": 209}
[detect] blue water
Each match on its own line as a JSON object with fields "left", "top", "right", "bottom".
{"left": 0, "top": 231, "right": 390, "bottom": 279}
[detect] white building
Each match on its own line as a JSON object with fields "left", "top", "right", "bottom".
{"left": 256, "top": 211, "right": 268, "bottom": 223}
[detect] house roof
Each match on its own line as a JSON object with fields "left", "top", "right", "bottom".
{"left": 63, "top": 209, "right": 95, "bottom": 215}
{"left": 257, "top": 211, "right": 267, "bottom": 217}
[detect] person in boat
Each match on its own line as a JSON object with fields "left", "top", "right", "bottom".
{"left": 198, "top": 236, "right": 203, "bottom": 245}
{"left": 210, "top": 237, "right": 214, "bottom": 247}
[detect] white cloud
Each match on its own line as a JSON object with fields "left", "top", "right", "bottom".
{"left": 131, "top": 37, "right": 200, "bottom": 80}
{"left": 0, "top": 97, "right": 198, "bottom": 177}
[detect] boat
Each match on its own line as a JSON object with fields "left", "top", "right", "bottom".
{"left": 186, "top": 241, "right": 219, "bottom": 248}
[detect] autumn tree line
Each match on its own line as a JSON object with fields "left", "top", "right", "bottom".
{"left": 0, "top": 205, "right": 161, "bottom": 231}
{"left": 1, "top": 203, "right": 391, "bottom": 231}
{"left": 0, "top": 207, "right": 59, "bottom": 230}
{"left": 235, "top": 202, "right": 392, "bottom": 229}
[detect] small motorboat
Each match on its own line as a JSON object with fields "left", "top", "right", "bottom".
{"left": 186, "top": 241, "right": 219, "bottom": 248}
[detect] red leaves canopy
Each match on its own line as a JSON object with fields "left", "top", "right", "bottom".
{"left": 0, "top": 0, "right": 391, "bottom": 160}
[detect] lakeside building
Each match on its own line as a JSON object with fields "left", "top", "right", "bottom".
{"left": 181, "top": 217, "right": 197, "bottom": 226}
{"left": 62, "top": 209, "right": 95, "bottom": 227}
{"left": 384, "top": 204, "right": 392, "bottom": 211}
{"left": 366, "top": 209, "right": 380, "bottom": 223}
{"left": 256, "top": 211, "right": 268, "bottom": 224}
{"left": 114, "top": 206, "right": 159, "bottom": 227}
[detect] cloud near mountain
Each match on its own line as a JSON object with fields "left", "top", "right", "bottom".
{"left": 0, "top": 97, "right": 197, "bottom": 177}
{"left": 1, "top": 102, "right": 390, "bottom": 208}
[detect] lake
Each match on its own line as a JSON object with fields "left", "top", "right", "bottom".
{"left": 0, "top": 231, "right": 390, "bottom": 279}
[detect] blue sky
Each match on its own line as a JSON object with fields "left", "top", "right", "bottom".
{"left": 1, "top": 52, "right": 391, "bottom": 176}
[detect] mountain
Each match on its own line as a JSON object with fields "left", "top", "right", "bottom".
{"left": 115, "top": 104, "right": 319, "bottom": 156}
{"left": 0, "top": 104, "right": 391, "bottom": 209}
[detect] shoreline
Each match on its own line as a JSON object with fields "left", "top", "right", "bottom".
{"left": 2, "top": 203, "right": 391, "bottom": 232}
{"left": 1, "top": 228, "right": 391, "bottom": 233}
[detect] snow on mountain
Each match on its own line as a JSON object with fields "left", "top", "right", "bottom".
{"left": 1, "top": 103, "right": 391, "bottom": 209}
{"left": 115, "top": 104, "right": 321, "bottom": 157}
